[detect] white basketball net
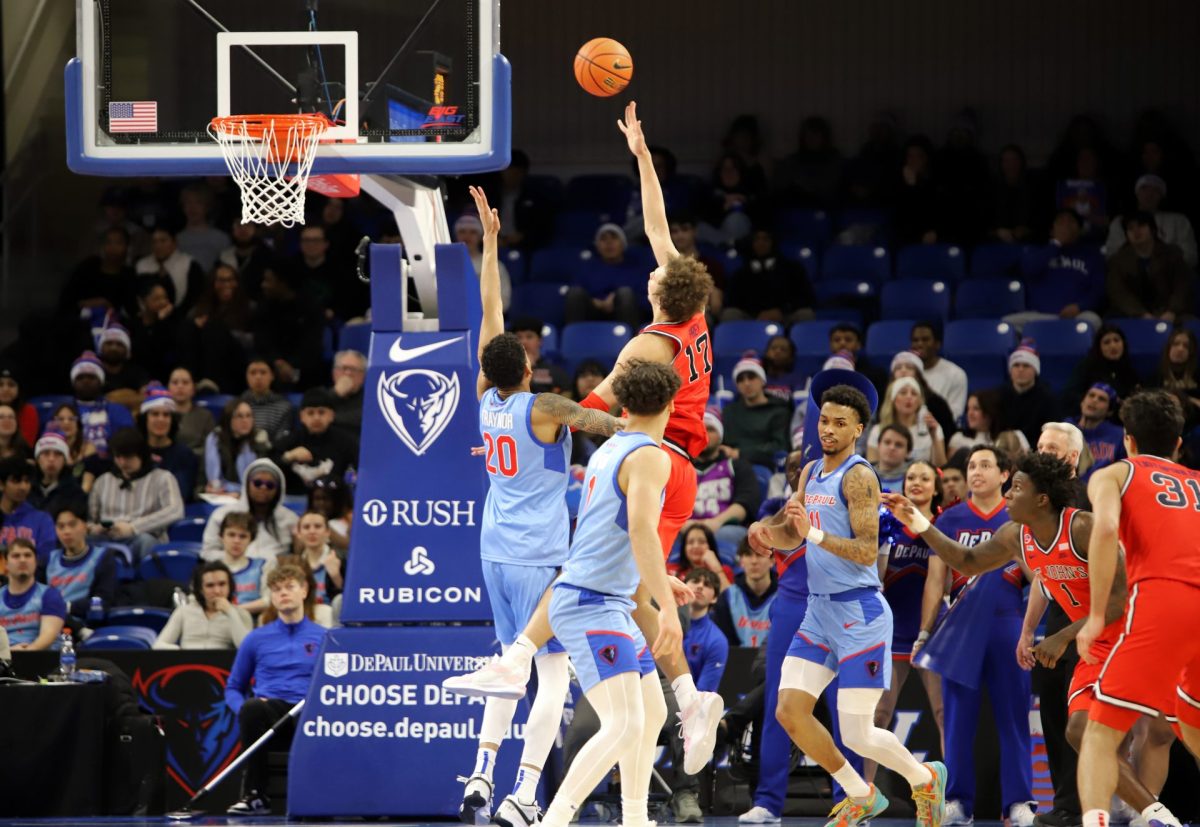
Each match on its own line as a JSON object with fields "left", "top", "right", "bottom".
{"left": 208, "top": 115, "right": 328, "bottom": 227}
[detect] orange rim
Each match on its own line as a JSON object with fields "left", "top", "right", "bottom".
{"left": 209, "top": 113, "right": 330, "bottom": 164}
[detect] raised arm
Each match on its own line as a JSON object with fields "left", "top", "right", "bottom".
{"left": 881, "top": 492, "right": 1022, "bottom": 575}
{"left": 623, "top": 445, "right": 682, "bottom": 657}
{"left": 618, "top": 101, "right": 678, "bottom": 266}
{"left": 532, "top": 392, "right": 624, "bottom": 436}
{"left": 784, "top": 463, "right": 880, "bottom": 566}
{"left": 585, "top": 332, "right": 677, "bottom": 409}
{"left": 1080, "top": 463, "right": 1127, "bottom": 663}
{"left": 471, "top": 186, "right": 504, "bottom": 399}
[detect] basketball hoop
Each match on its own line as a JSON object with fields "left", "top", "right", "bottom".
{"left": 208, "top": 113, "right": 329, "bottom": 227}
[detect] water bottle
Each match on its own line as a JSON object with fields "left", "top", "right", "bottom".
{"left": 59, "top": 633, "right": 77, "bottom": 680}
{"left": 87, "top": 596, "right": 105, "bottom": 627}
{"left": 173, "top": 587, "right": 188, "bottom": 609}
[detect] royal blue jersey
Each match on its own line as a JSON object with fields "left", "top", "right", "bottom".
{"left": 0, "top": 582, "right": 67, "bottom": 646}
{"left": 880, "top": 510, "right": 938, "bottom": 652}
{"left": 560, "top": 432, "right": 660, "bottom": 599}
{"left": 479, "top": 388, "right": 572, "bottom": 567}
{"left": 803, "top": 454, "right": 882, "bottom": 595}
{"left": 933, "top": 498, "right": 1023, "bottom": 614}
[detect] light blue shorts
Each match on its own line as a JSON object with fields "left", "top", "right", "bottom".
{"left": 786, "top": 587, "right": 893, "bottom": 690}
{"left": 549, "top": 583, "right": 655, "bottom": 692}
{"left": 481, "top": 560, "right": 564, "bottom": 656}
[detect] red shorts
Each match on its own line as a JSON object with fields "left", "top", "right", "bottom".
{"left": 1176, "top": 667, "right": 1200, "bottom": 733}
{"left": 657, "top": 446, "right": 698, "bottom": 560}
{"left": 1067, "top": 625, "right": 1121, "bottom": 717}
{"left": 1090, "top": 579, "right": 1200, "bottom": 733}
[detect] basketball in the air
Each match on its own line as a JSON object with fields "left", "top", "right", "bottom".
{"left": 574, "top": 37, "right": 633, "bottom": 97}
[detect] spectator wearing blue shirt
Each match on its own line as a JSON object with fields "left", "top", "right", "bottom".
{"left": 714, "top": 541, "right": 778, "bottom": 648}
{"left": 225, "top": 562, "right": 325, "bottom": 815}
{"left": 140, "top": 383, "right": 198, "bottom": 502}
{"left": 1007, "top": 209, "right": 1104, "bottom": 332}
{"left": 0, "top": 539, "right": 66, "bottom": 650}
{"left": 563, "top": 223, "right": 642, "bottom": 331}
{"left": 682, "top": 568, "right": 729, "bottom": 693}
{"left": 70, "top": 351, "right": 135, "bottom": 459}
{"left": 1068, "top": 383, "right": 1126, "bottom": 480}
{"left": 44, "top": 503, "right": 117, "bottom": 626}
{"left": 0, "top": 458, "right": 57, "bottom": 565}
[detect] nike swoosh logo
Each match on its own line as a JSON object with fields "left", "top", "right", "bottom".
{"left": 612, "top": 60, "right": 631, "bottom": 70}
{"left": 843, "top": 622, "right": 858, "bottom": 629}
{"left": 388, "top": 336, "right": 464, "bottom": 363}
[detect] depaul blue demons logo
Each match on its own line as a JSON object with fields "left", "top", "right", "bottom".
{"left": 377, "top": 336, "right": 463, "bottom": 456}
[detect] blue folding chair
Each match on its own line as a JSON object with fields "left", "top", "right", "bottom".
{"left": 565, "top": 174, "right": 634, "bottom": 215}
{"left": 168, "top": 517, "right": 207, "bottom": 543}
{"left": 195, "top": 394, "right": 233, "bottom": 420}
{"left": 554, "top": 209, "right": 618, "bottom": 247}
{"left": 528, "top": 246, "right": 589, "bottom": 284}
{"left": 1110, "top": 318, "right": 1174, "bottom": 377}
{"left": 539, "top": 324, "right": 560, "bottom": 363}
{"left": 1022, "top": 319, "right": 1095, "bottom": 357}
{"left": 340, "top": 321, "right": 371, "bottom": 356}
{"left": 511, "top": 283, "right": 571, "bottom": 328}
{"left": 79, "top": 625, "right": 158, "bottom": 651}
{"left": 943, "top": 320, "right": 1017, "bottom": 391}
{"left": 865, "top": 320, "right": 921, "bottom": 364}
{"left": 821, "top": 245, "right": 891, "bottom": 285}
{"left": 30, "top": 395, "right": 74, "bottom": 427}
{"left": 502, "top": 248, "right": 529, "bottom": 283}
{"left": 560, "top": 322, "right": 633, "bottom": 372}
{"left": 775, "top": 208, "right": 833, "bottom": 250}
{"left": 880, "top": 280, "right": 951, "bottom": 321}
{"left": 102, "top": 606, "right": 173, "bottom": 634}
{"left": 896, "top": 244, "right": 966, "bottom": 282}
{"left": 969, "top": 242, "right": 1023, "bottom": 278}
{"left": 714, "top": 321, "right": 783, "bottom": 363}
{"left": 789, "top": 320, "right": 845, "bottom": 356}
{"left": 954, "top": 279, "right": 1026, "bottom": 319}
{"left": 139, "top": 546, "right": 202, "bottom": 583}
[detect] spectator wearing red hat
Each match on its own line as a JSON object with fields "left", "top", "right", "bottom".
{"left": 29, "top": 430, "right": 87, "bottom": 517}
{"left": 691, "top": 408, "right": 762, "bottom": 549}
{"left": 70, "top": 351, "right": 135, "bottom": 459}
{"left": 997, "top": 341, "right": 1061, "bottom": 447}
{"left": 720, "top": 355, "right": 792, "bottom": 468}
{"left": 139, "top": 382, "right": 199, "bottom": 502}
{"left": 97, "top": 321, "right": 150, "bottom": 393}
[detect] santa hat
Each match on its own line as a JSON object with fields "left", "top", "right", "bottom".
{"left": 98, "top": 322, "right": 132, "bottom": 353}
{"left": 890, "top": 350, "right": 925, "bottom": 376}
{"left": 886, "top": 375, "right": 923, "bottom": 403}
{"left": 822, "top": 349, "right": 856, "bottom": 372}
{"left": 593, "top": 222, "right": 628, "bottom": 248}
{"left": 453, "top": 214, "right": 483, "bottom": 234}
{"left": 70, "top": 351, "right": 106, "bottom": 383}
{"left": 703, "top": 407, "right": 724, "bottom": 441}
{"left": 732, "top": 354, "right": 767, "bottom": 383}
{"left": 1008, "top": 339, "right": 1041, "bottom": 375}
{"left": 35, "top": 428, "right": 71, "bottom": 460}
{"left": 140, "top": 382, "right": 177, "bottom": 414}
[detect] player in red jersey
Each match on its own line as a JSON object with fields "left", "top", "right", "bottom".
{"left": 1077, "top": 390, "right": 1200, "bottom": 827}
{"left": 883, "top": 452, "right": 1182, "bottom": 826}
{"left": 445, "top": 102, "right": 725, "bottom": 775}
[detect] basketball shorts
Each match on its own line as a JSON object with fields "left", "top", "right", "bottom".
{"left": 1174, "top": 668, "right": 1200, "bottom": 734}
{"left": 1090, "top": 579, "right": 1200, "bottom": 732}
{"left": 658, "top": 447, "right": 699, "bottom": 560}
{"left": 1066, "top": 624, "right": 1119, "bottom": 717}
{"left": 481, "top": 560, "right": 564, "bottom": 656}
{"left": 785, "top": 587, "right": 893, "bottom": 690}
{"left": 549, "top": 583, "right": 643, "bottom": 693}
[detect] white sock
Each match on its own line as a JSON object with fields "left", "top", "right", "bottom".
{"left": 505, "top": 635, "right": 537, "bottom": 672}
{"left": 473, "top": 746, "right": 498, "bottom": 780}
{"left": 1083, "top": 810, "right": 1109, "bottom": 827}
{"left": 831, "top": 760, "right": 871, "bottom": 799}
{"left": 672, "top": 673, "right": 699, "bottom": 710}
{"left": 512, "top": 766, "right": 541, "bottom": 805}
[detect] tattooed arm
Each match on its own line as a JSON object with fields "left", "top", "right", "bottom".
{"left": 785, "top": 464, "right": 880, "bottom": 566}
{"left": 532, "top": 392, "right": 624, "bottom": 437}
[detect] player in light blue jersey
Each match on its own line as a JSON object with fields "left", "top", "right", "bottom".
{"left": 748, "top": 384, "right": 948, "bottom": 827}
{"left": 456, "top": 187, "right": 626, "bottom": 827}
{"left": 542, "top": 358, "right": 682, "bottom": 827}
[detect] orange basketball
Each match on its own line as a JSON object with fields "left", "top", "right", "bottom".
{"left": 574, "top": 37, "right": 633, "bottom": 97}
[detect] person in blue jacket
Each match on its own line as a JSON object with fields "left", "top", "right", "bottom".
{"left": 224, "top": 562, "right": 325, "bottom": 815}
{"left": 0, "top": 458, "right": 57, "bottom": 564}
{"left": 682, "top": 568, "right": 729, "bottom": 693}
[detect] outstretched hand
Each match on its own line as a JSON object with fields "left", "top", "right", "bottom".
{"left": 785, "top": 498, "right": 811, "bottom": 537}
{"left": 881, "top": 492, "right": 920, "bottom": 529}
{"left": 616, "top": 101, "right": 648, "bottom": 157}
{"left": 468, "top": 186, "right": 501, "bottom": 239}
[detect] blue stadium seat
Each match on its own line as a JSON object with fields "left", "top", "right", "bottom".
{"left": 880, "top": 280, "right": 950, "bottom": 321}
{"left": 752, "top": 464, "right": 774, "bottom": 501}
{"left": 814, "top": 279, "right": 877, "bottom": 307}
{"left": 896, "top": 244, "right": 966, "bottom": 282}
{"left": 1111, "top": 318, "right": 1174, "bottom": 377}
{"left": 502, "top": 248, "right": 529, "bottom": 283}
{"left": 554, "top": 209, "right": 618, "bottom": 247}
{"left": 184, "top": 501, "right": 215, "bottom": 519}
{"left": 943, "top": 320, "right": 1016, "bottom": 391}
{"left": 195, "top": 394, "right": 233, "bottom": 421}
{"left": 778, "top": 242, "right": 819, "bottom": 274}
{"left": 812, "top": 308, "right": 864, "bottom": 327}
{"left": 969, "top": 242, "right": 1024, "bottom": 278}
{"left": 821, "top": 245, "right": 891, "bottom": 284}
{"left": 835, "top": 208, "right": 892, "bottom": 243}
{"left": 511, "top": 283, "right": 570, "bottom": 328}
{"left": 30, "top": 395, "right": 73, "bottom": 427}
{"left": 539, "top": 324, "right": 560, "bottom": 363}
{"left": 528, "top": 246, "right": 589, "bottom": 284}
{"left": 560, "top": 322, "right": 633, "bottom": 372}
{"left": 565, "top": 175, "right": 634, "bottom": 215}
{"left": 113, "top": 555, "right": 136, "bottom": 583}
{"left": 954, "top": 279, "right": 1026, "bottom": 319}
{"left": 339, "top": 322, "right": 371, "bottom": 357}
{"left": 139, "top": 546, "right": 202, "bottom": 583}
{"left": 80, "top": 625, "right": 158, "bottom": 651}
{"left": 775, "top": 208, "right": 833, "bottom": 249}
{"left": 714, "top": 321, "right": 783, "bottom": 362}
{"left": 865, "top": 320, "right": 920, "bottom": 364}
{"left": 102, "top": 606, "right": 172, "bottom": 634}
{"left": 789, "top": 320, "right": 845, "bottom": 356}
{"left": 168, "top": 517, "right": 207, "bottom": 543}
{"left": 1184, "top": 318, "right": 1200, "bottom": 342}
{"left": 720, "top": 248, "right": 743, "bottom": 275}
{"left": 1021, "top": 319, "right": 1095, "bottom": 357}
{"left": 525, "top": 174, "right": 565, "bottom": 205}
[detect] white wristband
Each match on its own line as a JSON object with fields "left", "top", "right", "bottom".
{"left": 806, "top": 527, "right": 825, "bottom": 546}
{"left": 910, "top": 511, "right": 931, "bottom": 533}
{"left": 916, "top": 630, "right": 931, "bottom": 644}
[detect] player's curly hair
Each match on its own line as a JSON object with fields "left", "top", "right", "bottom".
{"left": 819, "top": 384, "right": 871, "bottom": 425}
{"left": 480, "top": 332, "right": 528, "bottom": 390}
{"left": 612, "top": 358, "right": 680, "bottom": 415}
{"left": 1121, "top": 389, "right": 1184, "bottom": 458}
{"left": 657, "top": 255, "right": 713, "bottom": 321}
{"left": 1015, "top": 452, "right": 1077, "bottom": 513}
